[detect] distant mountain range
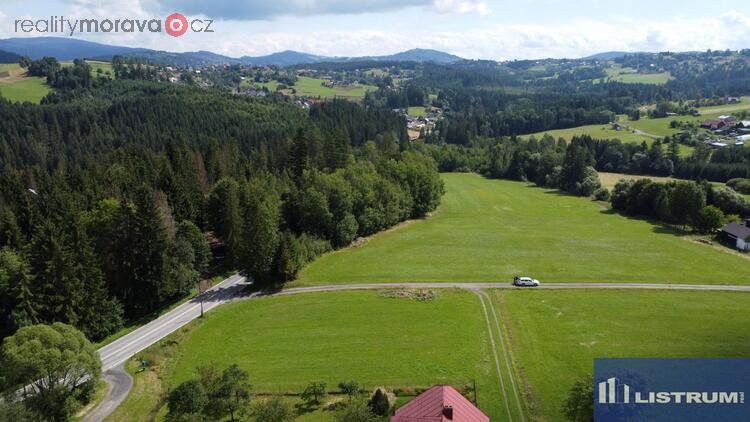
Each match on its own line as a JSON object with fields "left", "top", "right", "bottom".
{"left": 0, "top": 37, "right": 463, "bottom": 67}
{"left": 580, "top": 51, "right": 649, "bottom": 60}
{"left": 0, "top": 49, "right": 21, "bottom": 64}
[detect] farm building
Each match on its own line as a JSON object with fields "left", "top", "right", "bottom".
{"left": 391, "top": 385, "right": 489, "bottom": 422}
{"left": 701, "top": 119, "right": 726, "bottom": 130}
{"left": 736, "top": 134, "right": 750, "bottom": 142}
{"left": 719, "top": 221, "right": 750, "bottom": 251}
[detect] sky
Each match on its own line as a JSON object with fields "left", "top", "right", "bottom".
{"left": 1, "top": 0, "right": 750, "bottom": 60}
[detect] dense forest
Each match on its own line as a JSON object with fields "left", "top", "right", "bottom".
{"left": 0, "top": 60, "right": 443, "bottom": 345}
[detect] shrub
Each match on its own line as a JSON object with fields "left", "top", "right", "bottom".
{"left": 593, "top": 187, "right": 610, "bottom": 201}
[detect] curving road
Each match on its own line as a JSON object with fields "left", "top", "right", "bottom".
{"left": 85, "top": 276, "right": 750, "bottom": 421}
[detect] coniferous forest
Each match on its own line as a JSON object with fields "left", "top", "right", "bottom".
{"left": 0, "top": 65, "right": 443, "bottom": 343}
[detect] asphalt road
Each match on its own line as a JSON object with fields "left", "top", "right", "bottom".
{"left": 98, "top": 274, "right": 249, "bottom": 372}
{"left": 82, "top": 364, "right": 132, "bottom": 422}
{"left": 85, "top": 277, "right": 750, "bottom": 421}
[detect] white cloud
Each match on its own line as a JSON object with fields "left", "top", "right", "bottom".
{"left": 9, "top": 6, "right": 750, "bottom": 60}
{"left": 189, "top": 10, "right": 750, "bottom": 59}
{"left": 432, "top": 0, "right": 490, "bottom": 15}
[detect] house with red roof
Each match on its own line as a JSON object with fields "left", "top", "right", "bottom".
{"left": 391, "top": 385, "right": 490, "bottom": 422}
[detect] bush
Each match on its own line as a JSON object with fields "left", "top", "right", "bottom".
{"left": 593, "top": 187, "right": 610, "bottom": 201}
{"left": 696, "top": 205, "right": 726, "bottom": 234}
{"left": 301, "top": 381, "right": 327, "bottom": 405}
{"left": 338, "top": 380, "right": 360, "bottom": 398}
{"left": 727, "top": 178, "right": 750, "bottom": 194}
{"left": 562, "top": 375, "right": 593, "bottom": 422}
{"left": 249, "top": 397, "right": 294, "bottom": 422}
{"left": 369, "top": 388, "right": 391, "bottom": 416}
{"left": 337, "top": 397, "right": 379, "bottom": 422}
{"left": 167, "top": 380, "right": 208, "bottom": 418}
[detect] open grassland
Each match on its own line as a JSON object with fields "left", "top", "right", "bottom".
{"left": 524, "top": 124, "right": 694, "bottom": 156}
{"left": 62, "top": 60, "right": 115, "bottom": 79}
{"left": 111, "top": 290, "right": 505, "bottom": 421}
{"left": 293, "top": 76, "right": 377, "bottom": 98}
{"left": 298, "top": 173, "right": 750, "bottom": 286}
{"left": 494, "top": 289, "right": 750, "bottom": 421}
{"left": 0, "top": 76, "right": 50, "bottom": 103}
{"left": 527, "top": 123, "right": 653, "bottom": 144}
{"left": 598, "top": 64, "right": 671, "bottom": 85}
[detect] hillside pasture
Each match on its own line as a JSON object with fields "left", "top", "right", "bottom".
{"left": 293, "top": 76, "right": 377, "bottom": 98}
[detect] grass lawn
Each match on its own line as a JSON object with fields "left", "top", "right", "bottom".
{"left": 494, "top": 289, "right": 750, "bottom": 421}
{"left": 292, "top": 76, "right": 376, "bottom": 98}
{"left": 0, "top": 76, "right": 50, "bottom": 103}
{"left": 407, "top": 106, "right": 427, "bottom": 117}
{"left": 113, "top": 290, "right": 504, "bottom": 421}
{"left": 297, "top": 173, "right": 750, "bottom": 286}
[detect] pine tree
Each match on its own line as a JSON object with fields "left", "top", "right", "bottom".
{"left": 130, "top": 186, "right": 169, "bottom": 315}
{"left": 240, "top": 180, "right": 280, "bottom": 285}
{"left": 206, "top": 178, "right": 243, "bottom": 267}
{"left": 289, "top": 128, "right": 309, "bottom": 186}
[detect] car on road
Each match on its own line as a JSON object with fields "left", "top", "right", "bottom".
{"left": 513, "top": 276, "right": 540, "bottom": 287}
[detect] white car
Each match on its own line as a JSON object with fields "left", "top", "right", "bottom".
{"left": 513, "top": 276, "right": 540, "bottom": 287}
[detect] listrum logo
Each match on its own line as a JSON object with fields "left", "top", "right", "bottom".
{"left": 594, "top": 359, "right": 750, "bottom": 421}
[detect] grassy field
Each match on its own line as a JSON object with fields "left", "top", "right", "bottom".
{"left": 495, "top": 289, "right": 750, "bottom": 421}
{"left": 597, "top": 64, "right": 671, "bottom": 85}
{"left": 297, "top": 173, "right": 750, "bottom": 286}
{"left": 0, "top": 76, "right": 50, "bottom": 103}
{"left": 598, "top": 172, "right": 676, "bottom": 190}
{"left": 527, "top": 123, "right": 653, "bottom": 144}
{"left": 111, "top": 290, "right": 505, "bottom": 421}
{"left": 0, "top": 62, "right": 51, "bottom": 103}
{"left": 623, "top": 97, "right": 750, "bottom": 137}
{"left": 293, "top": 76, "right": 377, "bottom": 98}
{"left": 407, "top": 106, "right": 427, "bottom": 117}
{"left": 525, "top": 123, "right": 694, "bottom": 156}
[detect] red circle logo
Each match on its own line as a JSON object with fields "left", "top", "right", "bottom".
{"left": 165, "top": 13, "right": 188, "bottom": 37}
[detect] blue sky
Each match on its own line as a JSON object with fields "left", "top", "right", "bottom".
{"left": 1, "top": 0, "right": 749, "bottom": 59}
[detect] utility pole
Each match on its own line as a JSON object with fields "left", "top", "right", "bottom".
{"left": 198, "top": 280, "right": 205, "bottom": 318}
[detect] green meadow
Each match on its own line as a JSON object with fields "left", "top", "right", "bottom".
{"left": 495, "top": 289, "right": 750, "bottom": 421}
{"left": 293, "top": 76, "right": 377, "bottom": 98}
{"left": 623, "top": 96, "right": 750, "bottom": 137}
{"left": 297, "top": 173, "right": 750, "bottom": 286}
{"left": 597, "top": 64, "right": 671, "bottom": 85}
{"left": 112, "top": 290, "right": 506, "bottom": 421}
{"left": 0, "top": 77, "right": 50, "bottom": 103}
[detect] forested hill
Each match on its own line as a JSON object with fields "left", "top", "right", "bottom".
{"left": 0, "top": 73, "right": 441, "bottom": 344}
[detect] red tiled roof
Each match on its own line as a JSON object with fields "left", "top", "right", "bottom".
{"left": 391, "top": 385, "right": 490, "bottom": 422}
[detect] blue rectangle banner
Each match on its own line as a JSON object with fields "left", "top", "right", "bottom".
{"left": 594, "top": 358, "right": 749, "bottom": 421}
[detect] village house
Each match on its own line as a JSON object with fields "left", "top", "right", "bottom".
{"left": 391, "top": 385, "right": 489, "bottom": 422}
{"left": 719, "top": 220, "right": 750, "bottom": 251}
{"left": 700, "top": 119, "right": 725, "bottom": 130}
